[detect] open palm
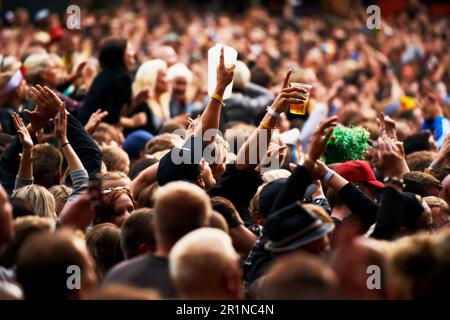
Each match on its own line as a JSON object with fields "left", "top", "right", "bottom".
{"left": 12, "top": 113, "right": 33, "bottom": 149}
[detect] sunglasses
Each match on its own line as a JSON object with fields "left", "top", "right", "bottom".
{"left": 101, "top": 186, "right": 130, "bottom": 194}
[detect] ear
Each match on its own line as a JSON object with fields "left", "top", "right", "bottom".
{"left": 139, "top": 150, "right": 145, "bottom": 158}
{"left": 138, "top": 243, "right": 153, "bottom": 255}
{"left": 196, "top": 176, "right": 205, "bottom": 189}
{"left": 221, "top": 267, "right": 241, "bottom": 297}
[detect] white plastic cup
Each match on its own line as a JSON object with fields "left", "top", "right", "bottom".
{"left": 208, "top": 43, "right": 238, "bottom": 99}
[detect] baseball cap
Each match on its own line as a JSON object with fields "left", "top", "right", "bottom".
{"left": 334, "top": 160, "right": 384, "bottom": 188}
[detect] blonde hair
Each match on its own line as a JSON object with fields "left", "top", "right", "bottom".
{"left": 49, "top": 185, "right": 73, "bottom": 203}
{"left": 233, "top": 60, "right": 251, "bottom": 91}
{"left": 0, "top": 55, "right": 21, "bottom": 72}
{"left": 23, "top": 53, "right": 51, "bottom": 85}
{"left": 12, "top": 185, "right": 57, "bottom": 220}
{"left": 205, "top": 135, "right": 229, "bottom": 165}
{"left": 101, "top": 171, "right": 131, "bottom": 190}
{"left": 102, "top": 146, "right": 130, "bottom": 173}
{"left": 167, "top": 63, "right": 193, "bottom": 83}
{"left": 303, "top": 204, "right": 334, "bottom": 225}
{"left": 132, "top": 59, "right": 170, "bottom": 121}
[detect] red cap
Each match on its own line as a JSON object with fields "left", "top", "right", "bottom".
{"left": 334, "top": 160, "right": 384, "bottom": 188}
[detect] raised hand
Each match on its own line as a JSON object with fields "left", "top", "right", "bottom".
{"left": 377, "top": 112, "right": 397, "bottom": 140}
{"left": 373, "top": 133, "right": 409, "bottom": 178}
{"left": 271, "top": 70, "right": 309, "bottom": 113}
{"left": 54, "top": 102, "right": 68, "bottom": 144}
{"left": 26, "top": 85, "right": 64, "bottom": 132}
{"left": 215, "top": 46, "right": 236, "bottom": 94}
{"left": 85, "top": 109, "right": 109, "bottom": 134}
{"left": 306, "top": 116, "right": 338, "bottom": 162}
{"left": 12, "top": 112, "right": 33, "bottom": 150}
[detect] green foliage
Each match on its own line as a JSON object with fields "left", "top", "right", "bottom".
{"left": 323, "top": 125, "right": 370, "bottom": 164}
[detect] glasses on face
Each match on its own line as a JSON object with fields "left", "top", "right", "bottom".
{"left": 101, "top": 186, "right": 130, "bottom": 194}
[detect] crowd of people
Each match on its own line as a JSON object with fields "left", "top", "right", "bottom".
{"left": 0, "top": 0, "right": 450, "bottom": 300}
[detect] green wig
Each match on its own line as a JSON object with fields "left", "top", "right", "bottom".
{"left": 323, "top": 125, "right": 370, "bottom": 164}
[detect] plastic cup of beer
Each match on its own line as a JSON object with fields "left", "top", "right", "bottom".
{"left": 289, "top": 83, "right": 312, "bottom": 115}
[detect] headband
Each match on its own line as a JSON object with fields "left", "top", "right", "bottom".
{"left": 0, "top": 68, "right": 24, "bottom": 95}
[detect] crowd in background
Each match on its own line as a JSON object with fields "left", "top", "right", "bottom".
{"left": 0, "top": 0, "right": 450, "bottom": 300}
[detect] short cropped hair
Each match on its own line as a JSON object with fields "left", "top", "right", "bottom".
{"left": 169, "top": 228, "right": 238, "bottom": 298}
{"left": 404, "top": 171, "right": 442, "bottom": 197}
{"left": 406, "top": 151, "right": 435, "bottom": 172}
{"left": 120, "top": 208, "right": 156, "bottom": 259}
{"left": 32, "top": 144, "right": 63, "bottom": 189}
{"left": 86, "top": 223, "right": 124, "bottom": 279}
{"left": 153, "top": 181, "right": 211, "bottom": 247}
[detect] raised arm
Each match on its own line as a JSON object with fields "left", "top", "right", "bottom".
{"left": 36, "top": 86, "right": 102, "bottom": 180}
{"left": 12, "top": 113, "right": 34, "bottom": 191}
{"left": 271, "top": 116, "right": 337, "bottom": 213}
{"left": 197, "top": 46, "right": 235, "bottom": 143}
{"left": 131, "top": 162, "right": 159, "bottom": 198}
{"left": 236, "top": 70, "right": 309, "bottom": 170}
{"left": 370, "top": 134, "right": 408, "bottom": 240}
{"left": 54, "top": 103, "right": 84, "bottom": 173}
{"left": 54, "top": 103, "right": 89, "bottom": 202}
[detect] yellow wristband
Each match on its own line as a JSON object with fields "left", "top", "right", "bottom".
{"left": 211, "top": 92, "right": 224, "bottom": 105}
{"left": 259, "top": 122, "right": 275, "bottom": 130}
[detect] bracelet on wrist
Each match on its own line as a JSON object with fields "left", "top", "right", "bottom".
{"left": 211, "top": 92, "right": 224, "bottom": 105}
{"left": 266, "top": 106, "right": 281, "bottom": 118}
{"left": 383, "top": 176, "right": 405, "bottom": 189}
{"left": 259, "top": 121, "right": 275, "bottom": 130}
{"left": 323, "top": 170, "right": 335, "bottom": 187}
{"left": 60, "top": 142, "right": 70, "bottom": 148}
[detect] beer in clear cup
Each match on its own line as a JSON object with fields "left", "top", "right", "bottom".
{"left": 289, "top": 83, "right": 312, "bottom": 115}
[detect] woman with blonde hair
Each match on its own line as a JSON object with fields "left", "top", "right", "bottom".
{"left": 12, "top": 185, "right": 57, "bottom": 220}
{"left": 0, "top": 69, "right": 28, "bottom": 134}
{"left": 129, "top": 59, "right": 171, "bottom": 135}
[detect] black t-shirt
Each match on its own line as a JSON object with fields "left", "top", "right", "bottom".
{"left": 78, "top": 68, "right": 132, "bottom": 125}
{"left": 208, "top": 164, "right": 263, "bottom": 226}
{"left": 102, "top": 253, "right": 176, "bottom": 299}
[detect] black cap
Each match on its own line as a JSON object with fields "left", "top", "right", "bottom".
{"left": 156, "top": 137, "right": 205, "bottom": 186}
{"left": 259, "top": 178, "right": 287, "bottom": 218}
{"left": 264, "top": 201, "right": 334, "bottom": 253}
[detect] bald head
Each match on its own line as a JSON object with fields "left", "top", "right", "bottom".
{"left": 16, "top": 229, "right": 97, "bottom": 300}
{"left": 169, "top": 228, "right": 241, "bottom": 300}
{"left": 153, "top": 181, "right": 211, "bottom": 251}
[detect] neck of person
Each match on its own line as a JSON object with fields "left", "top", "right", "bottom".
{"left": 153, "top": 241, "right": 174, "bottom": 258}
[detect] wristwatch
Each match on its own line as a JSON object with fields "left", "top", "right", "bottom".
{"left": 383, "top": 176, "right": 405, "bottom": 189}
